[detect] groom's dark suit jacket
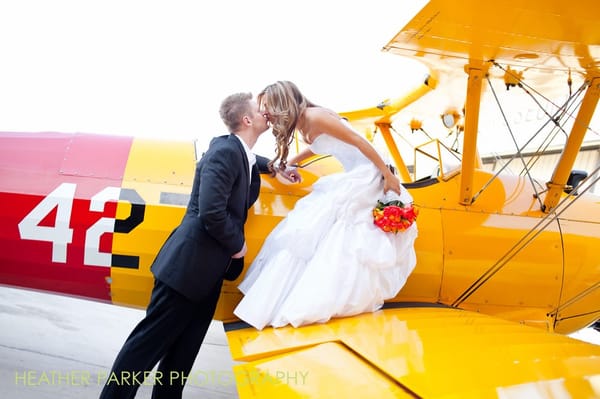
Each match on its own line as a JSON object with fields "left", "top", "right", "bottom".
{"left": 151, "top": 134, "right": 269, "bottom": 303}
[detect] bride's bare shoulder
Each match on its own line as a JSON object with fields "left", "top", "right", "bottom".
{"left": 306, "top": 107, "right": 339, "bottom": 122}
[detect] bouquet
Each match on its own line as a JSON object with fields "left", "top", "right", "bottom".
{"left": 372, "top": 199, "right": 418, "bottom": 233}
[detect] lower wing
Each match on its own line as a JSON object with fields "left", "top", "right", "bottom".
{"left": 224, "top": 304, "right": 600, "bottom": 398}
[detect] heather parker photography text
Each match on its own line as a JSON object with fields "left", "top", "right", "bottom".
{"left": 15, "top": 368, "right": 309, "bottom": 388}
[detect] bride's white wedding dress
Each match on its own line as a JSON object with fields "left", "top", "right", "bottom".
{"left": 234, "top": 131, "right": 418, "bottom": 330}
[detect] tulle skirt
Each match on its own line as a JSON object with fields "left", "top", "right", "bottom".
{"left": 234, "top": 164, "right": 418, "bottom": 330}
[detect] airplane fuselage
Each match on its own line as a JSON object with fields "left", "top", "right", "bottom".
{"left": 1, "top": 131, "right": 599, "bottom": 334}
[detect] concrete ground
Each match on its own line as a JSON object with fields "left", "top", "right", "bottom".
{"left": 0, "top": 286, "right": 239, "bottom": 399}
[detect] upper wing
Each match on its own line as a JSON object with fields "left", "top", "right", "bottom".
{"left": 383, "top": 0, "right": 599, "bottom": 77}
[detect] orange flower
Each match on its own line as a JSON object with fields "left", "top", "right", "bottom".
{"left": 372, "top": 199, "right": 418, "bottom": 234}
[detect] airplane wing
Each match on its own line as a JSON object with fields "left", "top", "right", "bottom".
{"left": 225, "top": 305, "right": 600, "bottom": 398}
{"left": 382, "top": 0, "right": 598, "bottom": 76}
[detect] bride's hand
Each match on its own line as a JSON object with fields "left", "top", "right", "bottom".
{"left": 383, "top": 172, "right": 401, "bottom": 195}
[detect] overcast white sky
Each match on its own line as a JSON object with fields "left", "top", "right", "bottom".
{"left": 0, "top": 0, "right": 429, "bottom": 151}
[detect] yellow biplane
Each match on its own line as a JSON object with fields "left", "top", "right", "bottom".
{"left": 223, "top": 0, "right": 600, "bottom": 397}
{"left": 1, "top": 0, "right": 599, "bottom": 397}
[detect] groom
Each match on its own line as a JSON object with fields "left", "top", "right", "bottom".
{"left": 99, "top": 92, "right": 271, "bottom": 399}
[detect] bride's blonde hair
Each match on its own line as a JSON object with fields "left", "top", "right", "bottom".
{"left": 257, "top": 81, "right": 317, "bottom": 173}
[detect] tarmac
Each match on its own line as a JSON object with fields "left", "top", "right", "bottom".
{"left": 0, "top": 286, "right": 239, "bottom": 399}
{"left": 1, "top": 285, "right": 599, "bottom": 399}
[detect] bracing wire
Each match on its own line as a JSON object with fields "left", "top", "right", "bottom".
{"left": 452, "top": 164, "right": 600, "bottom": 308}
{"left": 471, "top": 63, "right": 590, "bottom": 205}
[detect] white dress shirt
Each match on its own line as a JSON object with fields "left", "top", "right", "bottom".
{"left": 234, "top": 134, "right": 256, "bottom": 182}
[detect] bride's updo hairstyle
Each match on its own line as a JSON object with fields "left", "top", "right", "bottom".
{"left": 257, "top": 81, "right": 316, "bottom": 175}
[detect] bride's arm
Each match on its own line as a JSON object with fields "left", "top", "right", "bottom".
{"left": 287, "top": 148, "right": 315, "bottom": 167}
{"left": 313, "top": 112, "right": 401, "bottom": 195}
{"left": 274, "top": 148, "right": 314, "bottom": 183}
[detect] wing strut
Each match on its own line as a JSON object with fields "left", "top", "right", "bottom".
{"left": 376, "top": 122, "right": 412, "bottom": 182}
{"left": 543, "top": 76, "right": 600, "bottom": 212}
{"left": 459, "top": 62, "right": 486, "bottom": 205}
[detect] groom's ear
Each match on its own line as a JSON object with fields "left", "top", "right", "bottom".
{"left": 224, "top": 257, "right": 244, "bottom": 281}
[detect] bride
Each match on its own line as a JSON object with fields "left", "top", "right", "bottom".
{"left": 233, "top": 81, "right": 418, "bottom": 330}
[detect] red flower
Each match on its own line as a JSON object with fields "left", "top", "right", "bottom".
{"left": 372, "top": 199, "right": 418, "bottom": 234}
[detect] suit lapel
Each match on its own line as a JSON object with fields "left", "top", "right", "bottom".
{"left": 229, "top": 134, "right": 251, "bottom": 215}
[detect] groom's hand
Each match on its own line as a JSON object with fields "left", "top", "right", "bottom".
{"left": 278, "top": 167, "right": 302, "bottom": 183}
{"left": 232, "top": 242, "right": 247, "bottom": 258}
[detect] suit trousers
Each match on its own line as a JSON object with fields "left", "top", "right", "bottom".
{"left": 98, "top": 278, "right": 222, "bottom": 399}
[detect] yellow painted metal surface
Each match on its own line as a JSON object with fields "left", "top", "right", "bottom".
{"left": 440, "top": 171, "right": 562, "bottom": 309}
{"left": 110, "top": 138, "right": 194, "bottom": 307}
{"left": 384, "top": 0, "right": 600, "bottom": 75}
{"left": 388, "top": 186, "right": 444, "bottom": 303}
{"left": 553, "top": 204, "right": 600, "bottom": 333}
{"left": 234, "top": 342, "right": 414, "bottom": 399}
{"left": 390, "top": 167, "right": 599, "bottom": 333}
{"left": 226, "top": 307, "right": 600, "bottom": 398}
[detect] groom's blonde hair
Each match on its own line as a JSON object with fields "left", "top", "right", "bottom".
{"left": 219, "top": 92, "right": 252, "bottom": 133}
